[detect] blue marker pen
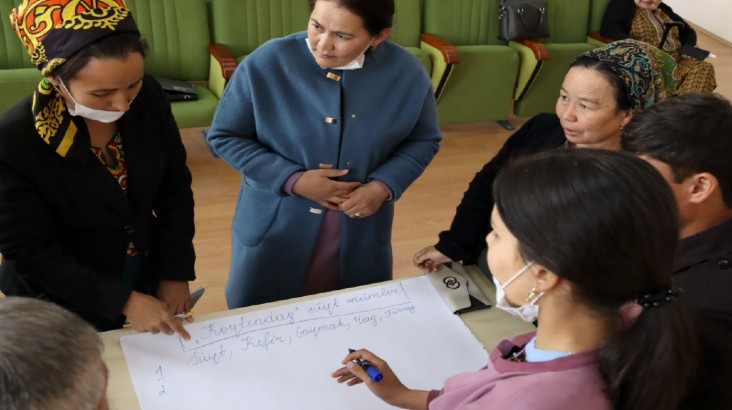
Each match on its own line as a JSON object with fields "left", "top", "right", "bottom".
{"left": 348, "top": 349, "right": 384, "bottom": 382}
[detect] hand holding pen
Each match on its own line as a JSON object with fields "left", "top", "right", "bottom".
{"left": 122, "top": 291, "right": 191, "bottom": 340}
{"left": 333, "top": 348, "right": 388, "bottom": 386}
{"left": 348, "top": 348, "right": 383, "bottom": 381}
{"left": 332, "top": 349, "right": 430, "bottom": 409}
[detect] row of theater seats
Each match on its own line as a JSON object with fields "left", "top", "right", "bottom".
{"left": 418, "top": 0, "right": 612, "bottom": 125}
{"left": 0, "top": 0, "right": 611, "bottom": 127}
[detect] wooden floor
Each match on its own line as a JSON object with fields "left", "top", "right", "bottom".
{"left": 186, "top": 27, "right": 732, "bottom": 315}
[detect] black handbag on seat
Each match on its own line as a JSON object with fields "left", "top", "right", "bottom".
{"left": 499, "top": 0, "right": 550, "bottom": 41}
{"left": 154, "top": 76, "right": 199, "bottom": 102}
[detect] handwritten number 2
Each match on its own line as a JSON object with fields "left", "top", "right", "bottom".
{"left": 155, "top": 365, "right": 168, "bottom": 396}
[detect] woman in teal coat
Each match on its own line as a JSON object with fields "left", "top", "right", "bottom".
{"left": 207, "top": 0, "right": 441, "bottom": 308}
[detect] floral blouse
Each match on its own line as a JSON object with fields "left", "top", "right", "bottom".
{"left": 90, "top": 131, "right": 138, "bottom": 257}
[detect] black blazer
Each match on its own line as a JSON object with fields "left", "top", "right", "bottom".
{"left": 0, "top": 74, "right": 195, "bottom": 330}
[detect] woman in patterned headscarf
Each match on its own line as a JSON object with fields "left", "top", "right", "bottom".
{"left": 601, "top": 0, "right": 716, "bottom": 93}
{"left": 0, "top": 0, "right": 196, "bottom": 337}
{"left": 414, "top": 39, "right": 676, "bottom": 275}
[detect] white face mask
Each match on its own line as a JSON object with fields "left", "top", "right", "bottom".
{"left": 59, "top": 79, "right": 130, "bottom": 123}
{"left": 305, "top": 37, "right": 374, "bottom": 70}
{"left": 492, "top": 261, "right": 544, "bottom": 322}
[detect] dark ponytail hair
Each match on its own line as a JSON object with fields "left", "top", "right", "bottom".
{"left": 493, "top": 149, "right": 697, "bottom": 410}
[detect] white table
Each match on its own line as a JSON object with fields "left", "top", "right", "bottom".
{"left": 102, "top": 271, "right": 533, "bottom": 409}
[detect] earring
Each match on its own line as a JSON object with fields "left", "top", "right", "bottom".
{"left": 527, "top": 285, "right": 539, "bottom": 302}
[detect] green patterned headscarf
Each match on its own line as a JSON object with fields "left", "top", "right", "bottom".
{"left": 576, "top": 39, "right": 676, "bottom": 111}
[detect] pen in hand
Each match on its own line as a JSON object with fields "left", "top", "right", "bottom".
{"left": 172, "top": 287, "right": 205, "bottom": 319}
{"left": 348, "top": 348, "right": 384, "bottom": 382}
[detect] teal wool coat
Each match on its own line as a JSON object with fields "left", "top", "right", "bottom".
{"left": 207, "top": 32, "right": 441, "bottom": 307}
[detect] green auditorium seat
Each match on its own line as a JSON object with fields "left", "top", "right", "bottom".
{"left": 422, "top": 0, "right": 520, "bottom": 125}
{"left": 127, "top": 0, "right": 221, "bottom": 128}
{"left": 509, "top": 0, "right": 597, "bottom": 117}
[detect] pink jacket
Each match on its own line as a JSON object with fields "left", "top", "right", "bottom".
{"left": 428, "top": 333, "right": 611, "bottom": 410}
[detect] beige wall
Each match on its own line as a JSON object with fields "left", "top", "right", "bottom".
{"left": 664, "top": 0, "right": 732, "bottom": 43}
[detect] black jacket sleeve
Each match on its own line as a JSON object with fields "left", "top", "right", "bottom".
{"left": 434, "top": 114, "right": 565, "bottom": 263}
{"left": 139, "top": 76, "right": 196, "bottom": 282}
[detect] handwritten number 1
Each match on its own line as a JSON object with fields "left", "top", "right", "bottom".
{"left": 155, "top": 365, "right": 165, "bottom": 381}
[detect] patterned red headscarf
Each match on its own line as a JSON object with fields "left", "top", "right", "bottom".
{"left": 11, "top": 0, "right": 139, "bottom": 76}
{"left": 9, "top": 0, "right": 140, "bottom": 158}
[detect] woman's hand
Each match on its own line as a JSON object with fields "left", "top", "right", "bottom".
{"left": 339, "top": 182, "right": 390, "bottom": 218}
{"left": 122, "top": 291, "right": 191, "bottom": 340}
{"left": 157, "top": 279, "right": 191, "bottom": 316}
{"left": 413, "top": 246, "right": 453, "bottom": 272}
{"left": 292, "top": 169, "right": 362, "bottom": 210}
{"left": 332, "top": 349, "right": 429, "bottom": 410}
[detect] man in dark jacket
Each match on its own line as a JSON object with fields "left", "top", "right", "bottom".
{"left": 622, "top": 92, "right": 732, "bottom": 407}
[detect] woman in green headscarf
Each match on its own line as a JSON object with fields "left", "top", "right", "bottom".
{"left": 0, "top": 0, "right": 195, "bottom": 337}
{"left": 414, "top": 39, "right": 676, "bottom": 275}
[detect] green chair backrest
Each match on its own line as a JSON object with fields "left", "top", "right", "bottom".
{"left": 209, "top": 0, "right": 311, "bottom": 58}
{"left": 423, "top": 0, "right": 506, "bottom": 46}
{"left": 391, "top": 0, "right": 422, "bottom": 48}
{"left": 0, "top": 0, "right": 35, "bottom": 69}
{"left": 544, "top": 0, "right": 592, "bottom": 43}
{"left": 126, "top": 0, "right": 211, "bottom": 81}
{"left": 588, "top": 0, "right": 611, "bottom": 33}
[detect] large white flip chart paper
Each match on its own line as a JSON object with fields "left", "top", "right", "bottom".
{"left": 121, "top": 276, "right": 489, "bottom": 409}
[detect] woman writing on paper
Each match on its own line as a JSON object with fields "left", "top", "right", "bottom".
{"left": 207, "top": 0, "right": 441, "bottom": 308}
{"left": 601, "top": 0, "right": 716, "bottom": 93}
{"left": 334, "top": 149, "right": 698, "bottom": 409}
{"left": 414, "top": 40, "right": 675, "bottom": 275}
{"left": 0, "top": 0, "right": 195, "bottom": 337}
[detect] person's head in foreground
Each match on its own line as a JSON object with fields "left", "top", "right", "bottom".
{"left": 335, "top": 149, "right": 697, "bottom": 410}
{"left": 558, "top": 39, "right": 675, "bottom": 150}
{"left": 622, "top": 92, "right": 732, "bottom": 238}
{"left": 0, "top": 297, "right": 108, "bottom": 410}
{"left": 487, "top": 149, "right": 697, "bottom": 408}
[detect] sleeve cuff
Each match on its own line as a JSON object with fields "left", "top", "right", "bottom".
{"left": 427, "top": 389, "right": 443, "bottom": 404}
{"left": 372, "top": 179, "right": 393, "bottom": 201}
{"left": 283, "top": 171, "right": 306, "bottom": 195}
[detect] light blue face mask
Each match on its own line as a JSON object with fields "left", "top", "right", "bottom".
{"left": 59, "top": 79, "right": 131, "bottom": 123}
{"left": 305, "top": 37, "right": 374, "bottom": 70}
{"left": 492, "top": 261, "right": 544, "bottom": 322}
